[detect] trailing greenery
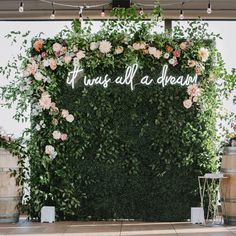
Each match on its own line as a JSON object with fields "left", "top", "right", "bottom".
{"left": 1, "top": 8, "right": 236, "bottom": 220}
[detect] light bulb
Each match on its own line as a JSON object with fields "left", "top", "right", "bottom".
{"left": 179, "top": 9, "right": 184, "bottom": 20}
{"left": 79, "top": 13, "right": 83, "bottom": 21}
{"left": 139, "top": 7, "right": 144, "bottom": 15}
{"left": 101, "top": 7, "right": 105, "bottom": 17}
{"left": 19, "top": 1, "right": 24, "bottom": 13}
{"left": 50, "top": 9, "right": 55, "bottom": 20}
{"left": 207, "top": 2, "right": 212, "bottom": 14}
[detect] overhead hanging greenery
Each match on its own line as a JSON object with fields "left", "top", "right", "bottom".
{"left": 0, "top": 7, "right": 236, "bottom": 220}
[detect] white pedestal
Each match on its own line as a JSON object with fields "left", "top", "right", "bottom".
{"left": 191, "top": 207, "right": 205, "bottom": 224}
{"left": 41, "top": 206, "right": 55, "bottom": 223}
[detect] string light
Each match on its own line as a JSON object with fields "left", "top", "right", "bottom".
{"left": 207, "top": 1, "right": 212, "bottom": 14}
{"left": 101, "top": 7, "right": 105, "bottom": 17}
{"left": 79, "top": 6, "right": 84, "bottom": 21}
{"left": 50, "top": 2, "right": 56, "bottom": 19}
{"left": 139, "top": 7, "right": 144, "bottom": 15}
{"left": 19, "top": 1, "right": 24, "bottom": 13}
{"left": 179, "top": 2, "right": 184, "bottom": 20}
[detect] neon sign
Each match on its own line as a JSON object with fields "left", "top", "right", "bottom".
{"left": 67, "top": 64, "right": 198, "bottom": 90}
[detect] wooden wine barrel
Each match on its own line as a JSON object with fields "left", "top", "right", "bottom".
{"left": 0, "top": 148, "right": 20, "bottom": 223}
{"left": 221, "top": 147, "right": 236, "bottom": 225}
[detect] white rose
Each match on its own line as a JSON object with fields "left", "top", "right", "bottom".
{"left": 148, "top": 47, "right": 156, "bottom": 55}
{"left": 90, "top": 42, "right": 99, "bottom": 51}
{"left": 45, "top": 145, "right": 55, "bottom": 155}
{"left": 168, "top": 58, "right": 175, "bottom": 65}
{"left": 52, "top": 130, "right": 61, "bottom": 140}
{"left": 99, "top": 40, "right": 112, "bottom": 54}
{"left": 61, "top": 109, "right": 69, "bottom": 118}
{"left": 76, "top": 50, "right": 85, "bottom": 60}
{"left": 66, "top": 114, "right": 74, "bottom": 123}
{"left": 114, "top": 46, "right": 124, "bottom": 55}
{"left": 34, "top": 72, "right": 44, "bottom": 81}
{"left": 198, "top": 47, "right": 209, "bottom": 62}
{"left": 183, "top": 99, "right": 192, "bottom": 109}
{"left": 43, "top": 59, "right": 50, "bottom": 67}
{"left": 164, "top": 53, "right": 170, "bottom": 59}
{"left": 133, "top": 43, "right": 141, "bottom": 50}
{"left": 35, "top": 124, "right": 41, "bottom": 131}
{"left": 153, "top": 50, "right": 162, "bottom": 59}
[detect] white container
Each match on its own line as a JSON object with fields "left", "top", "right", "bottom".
{"left": 191, "top": 207, "right": 205, "bottom": 224}
{"left": 41, "top": 206, "right": 55, "bottom": 223}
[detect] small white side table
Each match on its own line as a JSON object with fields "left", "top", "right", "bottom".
{"left": 198, "top": 173, "right": 228, "bottom": 226}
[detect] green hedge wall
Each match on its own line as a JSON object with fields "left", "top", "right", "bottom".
{"left": 28, "top": 66, "right": 217, "bottom": 221}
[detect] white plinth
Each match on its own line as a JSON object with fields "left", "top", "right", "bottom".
{"left": 41, "top": 206, "right": 55, "bottom": 223}
{"left": 191, "top": 207, "right": 204, "bottom": 224}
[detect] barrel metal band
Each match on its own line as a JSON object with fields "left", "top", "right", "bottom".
{"left": 0, "top": 196, "right": 20, "bottom": 201}
{"left": 221, "top": 168, "right": 236, "bottom": 173}
{"left": 221, "top": 198, "right": 236, "bottom": 203}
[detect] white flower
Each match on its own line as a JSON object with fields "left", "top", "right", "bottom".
{"left": 133, "top": 43, "right": 141, "bottom": 50}
{"left": 90, "top": 42, "right": 99, "bottom": 51}
{"left": 99, "top": 40, "right": 112, "bottom": 54}
{"left": 76, "top": 50, "right": 86, "bottom": 60}
{"left": 148, "top": 47, "right": 156, "bottom": 55}
{"left": 168, "top": 58, "right": 175, "bottom": 65}
{"left": 164, "top": 53, "right": 170, "bottom": 59}
{"left": 52, "top": 130, "right": 61, "bottom": 140}
{"left": 61, "top": 109, "right": 69, "bottom": 118}
{"left": 66, "top": 114, "right": 74, "bottom": 123}
{"left": 193, "top": 96, "right": 198, "bottom": 103}
{"left": 43, "top": 59, "right": 50, "bottom": 67}
{"left": 34, "top": 72, "right": 44, "bottom": 81}
{"left": 45, "top": 145, "right": 55, "bottom": 155}
{"left": 114, "top": 46, "right": 124, "bottom": 55}
{"left": 198, "top": 47, "right": 209, "bottom": 62}
{"left": 183, "top": 99, "right": 192, "bottom": 109}
{"left": 73, "top": 58, "right": 80, "bottom": 67}
{"left": 50, "top": 151, "right": 57, "bottom": 160}
{"left": 35, "top": 124, "right": 41, "bottom": 131}
{"left": 153, "top": 50, "right": 162, "bottom": 59}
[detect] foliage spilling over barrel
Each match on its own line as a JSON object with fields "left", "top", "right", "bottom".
{"left": 2, "top": 9, "right": 235, "bottom": 220}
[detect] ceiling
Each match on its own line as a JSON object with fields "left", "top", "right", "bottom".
{"left": 0, "top": 0, "right": 236, "bottom": 20}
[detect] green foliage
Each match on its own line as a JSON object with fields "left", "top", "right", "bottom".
{"left": 1, "top": 17, "right": 236, "bottom": 221}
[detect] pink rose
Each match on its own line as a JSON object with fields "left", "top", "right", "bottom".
{"left": 61, "top": 109, "right": 69, "bottom": 118}
{"left": 50, "top": 58, "right": 57, "bottom": 70}
{"left": 60, "top": 133, "right": 68, "bottom": 141}
{"left": 50, "top": 102, "right": 59, "bottom": 113}
{"left": 76, "top": 50, "right": 85, "bottom": 60}
{"left": 153, "top": 50, "right": 162, "bottom": 59}
{"left": 26, "top": 62, "right": 38, "bottom": 75}
{"left": 187, "top": 84, "right": 201, "bottom": 97}
{"left": 64, "top": 55, "right": 72, "bottom": 64}
{"left": 195, "top": 66, "right": 202, "bottom": 75}
{"left": 173, "top": 50, "right": 181, "bottom": 58}
{"left": 39, "top": 92, "right": 52, "bottom": 110}
{"left": 183, "top": 99, "right": 192, "bottom": 109}
{"left": 41, "top": 52, "right": 48, "bottom": 59}
{"left": 53, "top": 43, "right": 63, "bottom": 54}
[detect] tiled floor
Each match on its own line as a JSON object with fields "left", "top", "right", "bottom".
{"left": 1, "top": 220, "right": 236, "bottom": 236}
